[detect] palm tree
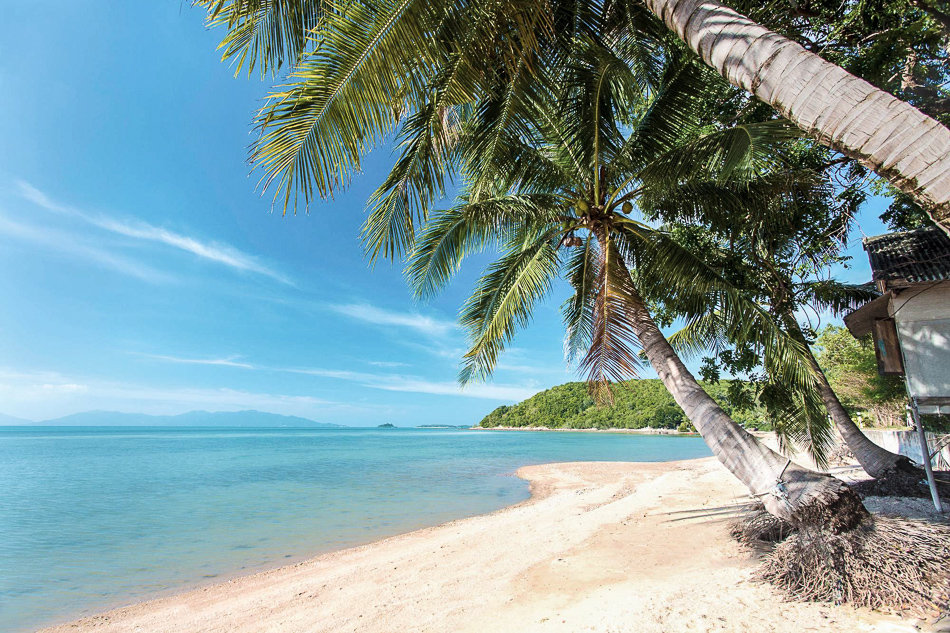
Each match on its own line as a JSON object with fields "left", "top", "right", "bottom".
{"left": 656, "top": 191, "right": 921, "bottom": 479}
{"left": 404, "top": 48, "right": 867, "bottom": 528}
{"left": 198, "top": 0, "right": 950, "bottom": 234}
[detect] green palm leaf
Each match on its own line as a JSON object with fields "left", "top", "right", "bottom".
{"left": 200, "top": 0, "right": 323, "bottom": 77}
{"left": 459, "top": 228, "right": 561, "bottom": 384}
{"left": 406, "top": 193, "right": 563, "bottom": 300}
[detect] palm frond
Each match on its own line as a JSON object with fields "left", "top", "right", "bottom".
{"left": 620, "top": 222, "right": 820, "bottom": 396}
{"left": 562, "top": 234, "right": 601, "bottom": 366}
{"left": 764, "top": 382, "right": 834, "bottom": 468}
{"left": 406, "top": 193, "right": 563, "bottom": 301}
{"left": 362, "top": 100, "right": 464, "bottom": 262}
{"left": 459, "top": 228, "right": 561, "bottom": 384}
{"left": 579, "top": 235, "right": 642, "bottom": 403}
{"left": 251, "top": 0, "right": 442, "bottom": 212}
{"left": 798, "top": 280, "right": 879, "bottom": 317}
{"left": 200, "top": 0, "right": 322, "bottom": 77}
{"left": 637, "top": 120, "right": 802, "bottom": 188}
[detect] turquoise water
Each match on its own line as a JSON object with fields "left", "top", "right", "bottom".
{"left": 0, "top": 426, "right": 710, "bottom": 631}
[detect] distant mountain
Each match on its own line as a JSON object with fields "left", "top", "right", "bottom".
{"left": 377, "top": 423, "right": 397, "bottom": 428}
{"left": 31, "top": 410, "right": 346, "bottom": 428}
{"left": 0, "top": 412, "right": 34, "bottom": 425}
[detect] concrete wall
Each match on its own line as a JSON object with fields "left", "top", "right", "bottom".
{"left": 863, "top": 429, "right": 950, "bottom": 470}
{"left": 890, "top": 283, "right": 950, "bottom": 408}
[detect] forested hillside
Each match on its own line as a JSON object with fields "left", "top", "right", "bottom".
{"left": 479, "top": 380, "right": 764, "bottom": 430}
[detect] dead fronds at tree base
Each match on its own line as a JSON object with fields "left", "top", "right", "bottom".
{"left": 756, "top": 516, "right": 950, "bottom": 617}
{"left": 731, "top": 504, "right": 793, "bottom": 546}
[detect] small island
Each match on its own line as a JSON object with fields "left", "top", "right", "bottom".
{"left": 377, "top": 423, "right": 396, "bottom": 429}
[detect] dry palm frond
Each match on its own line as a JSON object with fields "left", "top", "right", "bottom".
{"left": 757, "top": 516, "right": 950, "bottom": 617}
{"left": 731, "top": 503, "right": 794, "bottom": 546}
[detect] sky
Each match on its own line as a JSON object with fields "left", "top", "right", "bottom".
{"left": 0, "top": 2, "right": 894, "bottom": 425}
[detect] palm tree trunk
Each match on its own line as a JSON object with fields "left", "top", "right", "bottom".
{"left": 790, "top": 326, "right": 918, "bottom": 478}
{"left": 814, "top": 364, "right": 917, "bottom": 477}
{"left": 780, "top": 318, "right": 916, "bottom": 477}
{"left": 625, "top": 287, "right": 868, "bottom": 530}
{"left": 643, "top": 0, "right": 950, "bottom": 234}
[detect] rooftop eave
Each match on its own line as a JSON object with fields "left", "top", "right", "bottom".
{"left": 843, "top": 292, "right": 892, "bottom": 338}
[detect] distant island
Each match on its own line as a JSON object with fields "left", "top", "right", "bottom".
{"left": 479, "top": 380, "right": 764, "bottom": 431}
{"left": 0, "top": 410, "right": 346, "bottom": 428}
{"left": 377, "top": 423, "right": 397, "bottom": 428}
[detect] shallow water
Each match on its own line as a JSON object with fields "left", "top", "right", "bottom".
{"left": 0, "top": 426, "right": 710, "bottom": 631}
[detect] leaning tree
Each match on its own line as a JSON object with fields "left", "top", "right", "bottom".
{"left": 650, "top": 177, "right": 923, "bottom": 481}
{"left": 402, "top": 46, "right": 869, "bottom": 527}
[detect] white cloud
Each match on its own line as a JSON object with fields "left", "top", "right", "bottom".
{"left": 0, "top": 214, "right": 174, "bottom": 283}
{"left": 367, "top": 360, "right": 410, "bottom": 368}
{"left": 148, "top": 355, "right": 534, "bottom": 401}
{"left": 283, "top": 367, "right": 374, "bottom": 381}
{"left": 17, "top": 181, "right": 292, "bottom": 285}
{"left": 137, "top": 354, "right": 254, "bottom": 369}
{"left": 494, "top": 360, "right": 569, "bottom": 375}
{"left": 130, "top": 350, "right": 539, "bottom": 403}
{"left": 367, "top": 377, "right": 537, "bottom": 401}
{"left": 0, "top": 368, "right": 364, "bottom": 420}
{"left": 284, "top": 365, "right": 536, "bottom": 401}
{"left": 330, "top": 303, "right": 456, "bottom": 336}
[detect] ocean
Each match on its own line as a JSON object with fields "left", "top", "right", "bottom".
{"left": 0, "top": 426, "right": 711, "bottom": 631}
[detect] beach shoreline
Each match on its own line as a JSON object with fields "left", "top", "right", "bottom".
{"left": 469, "top": 425, "right": 694, "bottom": 435}
{"left": 39, "top": 456, "right": 917, "bottom": 633}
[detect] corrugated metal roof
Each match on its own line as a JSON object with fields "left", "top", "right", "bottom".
{"left": 864, "top": 226, "right": 950, "bottom": 285}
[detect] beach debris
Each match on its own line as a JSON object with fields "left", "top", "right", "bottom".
{"left": 730, "top": 503, "right": 793, "bottom": 546}
{"left": 756, "top": 516, "right": 950, "bottom": 617}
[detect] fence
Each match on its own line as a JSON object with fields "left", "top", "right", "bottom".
{"left": 862, "top": 429, "right": 950, "bottom": 470}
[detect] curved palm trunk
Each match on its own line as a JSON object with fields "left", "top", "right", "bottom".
{"left": 795, "top": 330, "right": 918, "bottom": 478}
{"left": 814, "top": 363, "right": 917, "bottom": 477}
{"left": 625, "top": 288, "right": 868, "bottom": 530}
{"left": 644, "top": 0, "right": 950, "bottom": 233}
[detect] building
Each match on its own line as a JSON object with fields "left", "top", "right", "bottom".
{"left": 843, "top": 226, "right": 950, "bottom": 413}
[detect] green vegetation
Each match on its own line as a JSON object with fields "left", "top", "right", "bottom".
{"left": 479, "top": 380, "right": 764, "bottom": 431}
{"left": 377, "top": 423, "right": 397, "bottom": 428}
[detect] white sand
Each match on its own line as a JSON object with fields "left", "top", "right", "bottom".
{"left": 42, "top": 458, "right": 917, "bottom": 632}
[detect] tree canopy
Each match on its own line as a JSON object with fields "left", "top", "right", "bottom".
{"left": 479, "top": 379, "right": 765, "bottom": 430}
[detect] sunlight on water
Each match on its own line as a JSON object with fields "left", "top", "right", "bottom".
{"left": 0, "top": 426, "right": 710, "bottom": 631}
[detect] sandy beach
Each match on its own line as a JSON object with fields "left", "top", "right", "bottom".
{"left": 42, "top": 457, "right": 917, "bottom": 633}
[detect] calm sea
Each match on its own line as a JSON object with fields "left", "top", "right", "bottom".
{"left": 0, "top": 426, "right": 710, "bottom": 631}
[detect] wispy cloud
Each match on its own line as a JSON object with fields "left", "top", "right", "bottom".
{"left": 494, "top": 360, "right": 570, "bottom": 376}
{"left": 367, "top": 377, "right": 536, "bottom": 401}
{"left": 0, "top": 213, "right": 174, "bottom": 283}
{"left": 139, "top": 353, "right": 535, "bottom": 402}
{"left": 284, "top": 365, "right": 535, "bottom": 401}
{"left": 0, "top": 368, "right": 369, "bottom": 420}
{"left": 137, "top": 353, "right": 254, "bottom": 369}
{"left": 283, "top": 367, "right": 373, "bottom": 381}
{"left": 18, "top": 181, "right": 292, "bottom": 285}
{"left": 367, "top": 360, "right": 410, "bottom": 368}
{"left": 330, "top": 303, "right": 456, "bottom": 336}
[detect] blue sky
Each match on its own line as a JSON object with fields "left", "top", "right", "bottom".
{"left": 0, "top": 2, "right": 893, "bottom": 425}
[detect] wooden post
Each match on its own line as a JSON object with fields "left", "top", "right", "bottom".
{"left": 910, "top": 397, "right": 944, "bottom": 513}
